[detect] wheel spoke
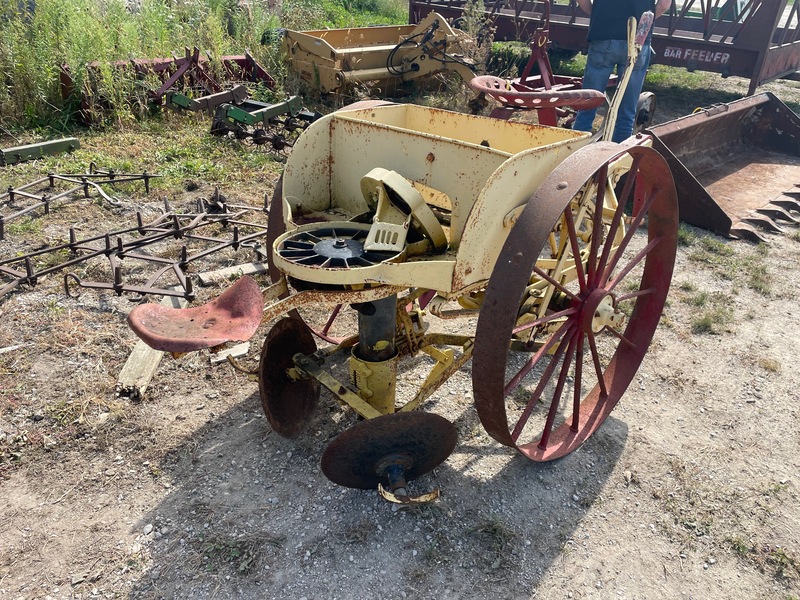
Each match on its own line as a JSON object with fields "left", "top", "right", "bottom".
{"left": 284, "top": 240, "right": 315, "bottom": 250}
{"left": 572, "top": 332, "right": 585, "bottom": 431}
{"left": 511, "top": 323, "right": 577, "bottom": 442}
{"left": 512, "top": 306, "right": 578, "bottom": 336}
{"left": 605, "top": 325, "right": 636, "bottom": 349}
{"left": 606, "top": 236, "right": 663, "bottom": 293}
{"left": 615, "top": 287, "right": 656, "bottom": 303}
{"left": 505, "top": 318, "right": 572, "bottom": 396}
{"left": 297, "top": 255, "right": 325, "bottom": 266}
{"left": 473, "top": 145, "right": 677, "bottom": 462}
{"left": 596, "top": 155, "right": 642, "bottom": 283}
{"left": 586, "top": 332, "right": 608, "bottom": 399}
{"left": 586, "top": 164, "right": 608, "bottom": 288}
{"left": 537, "top": 326, "right": 580, "bottom": 449}
{"left": 280, "top": 249, "right": 318, "bottom": 258}
{"left": 563, "top": 208, "right": 587, "bottom": 294}
{"left": 600, "top": 186, "right": 659, "bottom": 286}
{"left": 617, "top": 155, "right": 641, "bottom": 207}
{"left": 532, "top": 265, "right": 579, "bottom": 301}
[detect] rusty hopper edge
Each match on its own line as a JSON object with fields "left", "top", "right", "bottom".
{"left": 646, "top": 92, "right": 800, "bottom": 242}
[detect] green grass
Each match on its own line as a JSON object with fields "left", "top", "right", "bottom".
{"left": 674, "top": 230, "right": 778, "bottom": 334}
{"left": 677, "top": 224, "right": 698, "bottom": 247}
{"left": 199, "top": 533, "right": 284, "bottom": 574}
{"left": 0, "top": 0, "right": 406, "bottom": 130}
{"left": 5, "top": 217, "right": 42, "bottom": 236}
{"left": 21, "top": 117, "right": 282, "bottom": 194}
{"left": 684, "top": 290, "right": 710, "bottom": 307}
{"left": 682, "top": 233, "right": 774, "bottom": 295}
{"left": 728, "top": 534, "right": 751, "bottom": 557}
{"left": 691, "top": 306, "right": 732, "bottom": 334}
{"left": 487, "top": 41, "right": 531, "bottom": 77}
{"left": 757, "top": 357, "right": 781, "bottom": 373}
{"left": 677, "top": 287, "right": 733, "bottom": 335}
{"left": 644, "top": 65, "right": 742, "bottom": 111}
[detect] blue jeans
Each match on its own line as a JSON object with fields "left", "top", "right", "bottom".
{"left": 573, "top": 39, "right": 652, "bottom": 143}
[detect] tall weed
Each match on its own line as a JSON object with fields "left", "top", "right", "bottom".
{"left": 0, "top": 0, "right": 292, "bottom": 128}
{"left": 0, "top": 0, "right": 410, "bottom": 129}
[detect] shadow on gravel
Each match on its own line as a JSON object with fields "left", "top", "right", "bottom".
{"left": 129, "top": 388, "right": 627, "bottom": 600}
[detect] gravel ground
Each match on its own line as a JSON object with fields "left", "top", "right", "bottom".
{"left": 1, "top": 73, "right": 800, "bottom": 600}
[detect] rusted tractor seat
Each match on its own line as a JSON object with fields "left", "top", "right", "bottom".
{"left": 469, "top": 75, "right": 606, "bottom": 112}
{"left": 127, "top": 275, "right": 264, "bottom": 353}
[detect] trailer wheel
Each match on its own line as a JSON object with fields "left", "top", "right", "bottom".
{"left": 473, "top": 143, "right": 678, "bottom": 461}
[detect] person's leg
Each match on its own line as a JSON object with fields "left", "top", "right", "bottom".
{"left": 610, "top": 43, "right": 652, "bottom": 143}
{"left": 572, "top": 40, "right": 617, "bottom": 133}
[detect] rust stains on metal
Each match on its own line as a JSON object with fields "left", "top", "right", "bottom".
{"left": 320, "top": 412, "right": 457, "bottom": 490}
{"left": 128, "top": 275, "right": 265, "bottom": 353}
{"left": 647, "top": 92, "right": 800, "bottom": 241}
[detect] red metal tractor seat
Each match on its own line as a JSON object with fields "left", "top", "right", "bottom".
{"left": 469, "top": 75, "right": 606, "bottom": 112}
{"left": 127, "top": 275, "right": 264, "bottom": 353}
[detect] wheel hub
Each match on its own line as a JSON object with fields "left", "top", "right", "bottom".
{"left": 314, "top": 236, "right": 366, "bottom": 261}
{"left": 275, "top": 224, "right": 401, "bottom": 271}
{"left": 580, "top": 290, "right": 625, "bottom": 334}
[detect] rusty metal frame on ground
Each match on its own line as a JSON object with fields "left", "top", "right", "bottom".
{"left": 60, "top": 47, "right": 276, "bottom": 122}
{"left": 0, "top": 164, "right": 158, "bottom": 241}
{"left": 0, "top": 197, "right": 268, "bottom": 300}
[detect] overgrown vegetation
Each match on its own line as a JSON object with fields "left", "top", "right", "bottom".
{"left": 0, "top": 0, "right": 406, "bottom": 130}
{"left": 3, "top": 0, "right": 798, "bottom": 134}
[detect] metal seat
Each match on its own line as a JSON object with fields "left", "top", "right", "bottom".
{"left": 127, "top": 275, "right": 264, "bottom": 353}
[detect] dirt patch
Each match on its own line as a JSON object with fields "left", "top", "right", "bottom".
{"left": 1, "top": 81, "right": 800, "bottom": 599}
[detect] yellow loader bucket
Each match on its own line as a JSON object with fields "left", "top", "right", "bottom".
{"left": 646, "top": 92, "right": 800, "bottom": 242}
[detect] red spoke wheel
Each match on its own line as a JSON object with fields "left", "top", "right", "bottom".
{"left": 259, "top": 317, "right": 320, "bottom": 438}
{"left": 321, "top": 412, "right": 457, "bottom": 490}
{"left": 473, "top": 142, "right": 678, "bottom": 461}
